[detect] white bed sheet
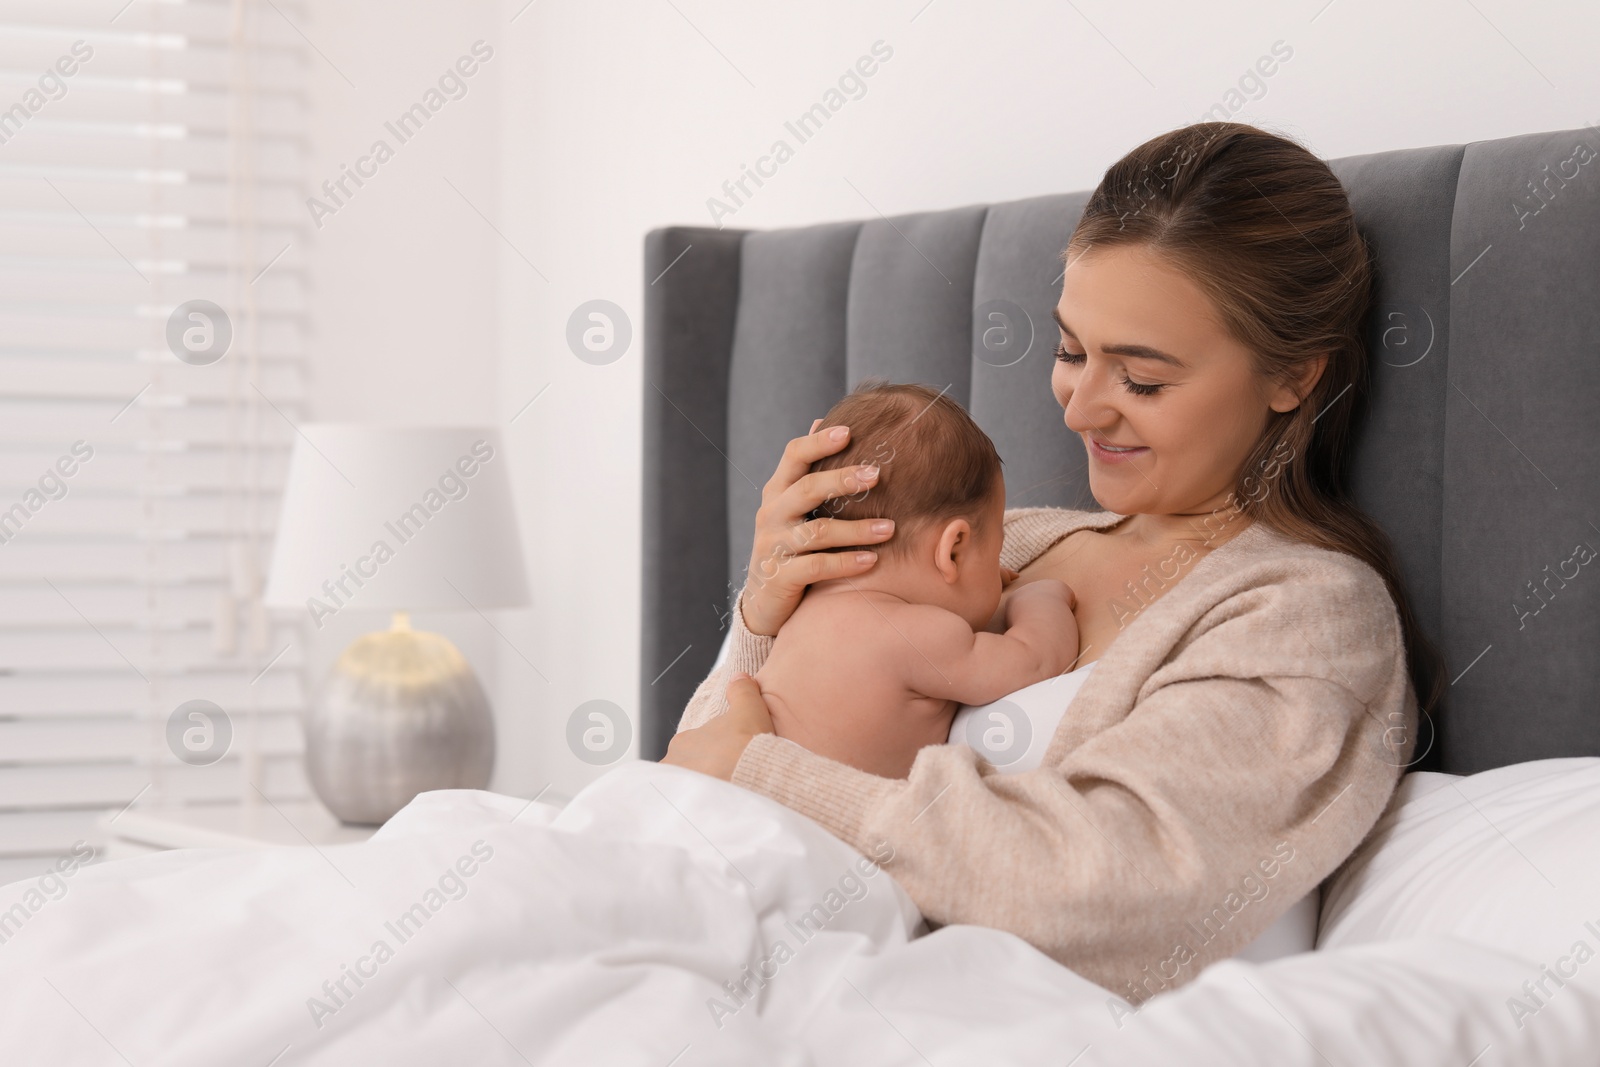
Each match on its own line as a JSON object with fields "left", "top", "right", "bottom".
{"left": 1, "top": 760, "right": 1596, "bottom": 1065}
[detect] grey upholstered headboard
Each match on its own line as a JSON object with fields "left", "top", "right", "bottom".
{"left": 641, "top": 125, "right": 1600, "bottom": 774}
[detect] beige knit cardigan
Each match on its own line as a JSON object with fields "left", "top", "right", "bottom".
{"left": 676, "top": 507, "right": 1417, "bottom": 1001}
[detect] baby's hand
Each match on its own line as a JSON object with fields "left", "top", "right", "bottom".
{"left": 1001, "top": 579, "right": 1080, "bottom": 677}
{"left": 902, "top": 578, "right": 1081, "bottom": 707}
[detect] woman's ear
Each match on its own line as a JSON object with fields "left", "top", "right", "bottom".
{"left": 933, "top": 518, "right": 972, "bottom": 584}
{"left": 1268, "top": 352, "right": 1330, "bottom": 413}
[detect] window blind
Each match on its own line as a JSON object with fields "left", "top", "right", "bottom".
{"left": 0, "top": 0, "right": 311, "bottom": 884}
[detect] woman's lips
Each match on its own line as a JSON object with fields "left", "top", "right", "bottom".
{"left": 1087, "top": 437, "right": 1149, "bottom": 464}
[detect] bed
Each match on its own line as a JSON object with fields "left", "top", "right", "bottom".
{"left": 3, "top": 125, "right": 1598, "bottom": 1065}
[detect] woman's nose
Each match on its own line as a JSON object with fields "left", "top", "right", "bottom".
{"left": 1059, "top": 367, "right": 1118, "bottom": 435}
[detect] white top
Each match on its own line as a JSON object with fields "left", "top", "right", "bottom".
{"left": 948, "top": 661, "right": 1099, "bottom": 772}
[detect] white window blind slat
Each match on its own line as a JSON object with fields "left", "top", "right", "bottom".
{"left": 0, "top": 133, "right": 306, "bottom": 178}
{"left": 0, "top": 177, "right": 308, "bottom": 222}
{"left": 0, "top": 404, "right": 300, "bottom": 447}
{"left": 0, "top": 671, "right": 303, "bottom": 715}
{"left": 0, "top": 59, "right": 305, "bottom": 104}
{"left": 35, "top": 89, "right": 308, "bottom": 135}
{"left": 2, "top": 581, "right": 265, "bottom": 625}
{"left": 0, "top": 497, "right": 281, "bottom": 538}
{"left": 0, "top": 226, "right": 307, "bottom": 265}
{"left": 0, "top": 757, "right": 308, "bottom": 810}
{"left": 0, "top": 810, "right": 107, "bottom": 856}
{"left": 0, "top": 361, "right": 306, "bottom": 399}
{"left": 0, "top": 626, "right": 303, "bottom": 668}
{"left": 0, "top": 540, "right": 288, "bottom": 583}
{"left": 0, "top": 712, "right": 301, "bottom": 762}
{"left": 0, "top": 284, "right": 307, "bottom": 319}
{"left": 0, "top": 0, "right": 311, "bottom": 867}
{"left": 4, "top": 1, "right": 310, "bottom": 42}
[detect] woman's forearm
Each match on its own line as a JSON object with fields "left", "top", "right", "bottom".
{"left": 675, "top": 583, "right": 776, "bottom": 732}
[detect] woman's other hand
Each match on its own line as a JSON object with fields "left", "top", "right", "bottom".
{"left": 661, "top": 674, "right": 777, "bottom": 781}
{"left": 739, "top": 419, "right": 896, "bottom": 636}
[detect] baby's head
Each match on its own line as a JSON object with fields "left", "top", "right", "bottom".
{"left": 809, "top": 380, "right": 1006, "bottom": 629}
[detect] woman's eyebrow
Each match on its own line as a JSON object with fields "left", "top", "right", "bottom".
{"left": 1051, "top": 307, "right": 1188, "bottom": 369}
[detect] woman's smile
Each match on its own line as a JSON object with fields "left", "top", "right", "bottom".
{"left": 1086, "top": 435, "right": 1149, "bottom": 464}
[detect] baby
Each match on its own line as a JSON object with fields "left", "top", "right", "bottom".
{"left": 754, "top": 380, "right": 1081, "bottom": 778}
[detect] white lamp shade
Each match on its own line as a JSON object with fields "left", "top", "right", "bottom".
{"left": 263, "top": 425, "right": 530, "bottom": 616}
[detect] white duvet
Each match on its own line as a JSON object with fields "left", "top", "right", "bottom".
{"left": 2, "top": 760, "right": 1597, "bottom": 1066}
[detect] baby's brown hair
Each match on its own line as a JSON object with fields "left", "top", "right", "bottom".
{"left": 808, "top": 379, "right": 1003, "bottom": 558}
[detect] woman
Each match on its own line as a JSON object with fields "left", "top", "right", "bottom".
{"left": 662, "top": 121, "right": 1443, "bottom": 1004}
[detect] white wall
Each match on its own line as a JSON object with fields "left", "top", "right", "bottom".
{"left": 311, "top": 0, "right": 1600, "bottom": 801}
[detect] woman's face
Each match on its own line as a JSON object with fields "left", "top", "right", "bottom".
{"left": 1050, "top": 242, "right": 1306, "bottom": 519}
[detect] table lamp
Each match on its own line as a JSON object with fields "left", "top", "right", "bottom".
{"left": 263, "top": 425, "right": 529, "bottom": 824}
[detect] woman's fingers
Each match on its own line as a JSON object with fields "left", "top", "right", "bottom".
{"left": 788, "top": 515, "right": 894, "bottom": 555}
{"left": 724, "top": 672, "right": 775, "bottom": 735}
{"left": 776, "top": 545, "right": 880, "bottom": 588}
{"left": 746, "top": 536, "right": 881, "bottom": 596}
{"left": 762, "top": 424, "right": 853, "bottom": 504}
{"left": 740, "top": 419, "right": 882, "bottom": 637}
{"left": 779, "top": 463, "right": 881, "bottom": 517}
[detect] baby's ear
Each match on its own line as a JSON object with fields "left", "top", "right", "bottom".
{"left": 932, "top": 517, "right": 973, "bottom": 584}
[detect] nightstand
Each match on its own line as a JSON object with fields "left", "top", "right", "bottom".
{"left": 97, "top": 798, "right": 377, "bottom": 859}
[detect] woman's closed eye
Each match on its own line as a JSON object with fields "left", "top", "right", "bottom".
{"left": 1052, "top": 342, "right": 1167, "bottom": 397}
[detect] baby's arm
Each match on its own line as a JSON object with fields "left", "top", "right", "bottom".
{"left": 898, "top": 580, "right": 1080, "bottom": 707}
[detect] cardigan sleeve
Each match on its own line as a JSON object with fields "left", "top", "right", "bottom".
{"left": 674, "top": 580, "right": 775, "bottom": 732}
{"left": 729, "top": 559, "right": 1414, "bottom": 996}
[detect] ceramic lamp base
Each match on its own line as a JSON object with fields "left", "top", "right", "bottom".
{"left": 306, "top": 612, "right": 494, "bottom": 825}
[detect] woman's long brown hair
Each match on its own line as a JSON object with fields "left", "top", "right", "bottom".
{"left": 1066, "top": 121, "right": 1445, "bottom": 747}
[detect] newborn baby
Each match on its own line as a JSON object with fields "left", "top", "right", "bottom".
{"left": 755, "top": 380, "right": 1080, "bottom": 778}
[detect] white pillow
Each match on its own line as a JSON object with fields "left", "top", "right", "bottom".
{"left": 1231, "top": 887, "right": 1319, "bottom": 964}
{"left": 1319, "top": 757, "right": 1600, "bottom": 984}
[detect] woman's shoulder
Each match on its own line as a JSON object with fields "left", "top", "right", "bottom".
{"left": 1186, "top": 520, "right": 1408, "bottom": 679}
{"left": 1143, "top": 522, "right": 1415, "bottom": 700}
{"left": 1220, "top": 520, "right": 1395, "bottom": 607}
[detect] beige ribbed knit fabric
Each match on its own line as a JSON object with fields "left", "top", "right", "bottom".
{"left": 676, "top": 507, "right": 1417, "bottom": 1001}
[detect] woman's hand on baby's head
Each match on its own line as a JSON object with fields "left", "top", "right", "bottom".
{"left": 739, "top": 421, "right": 897, "bottom": 637}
